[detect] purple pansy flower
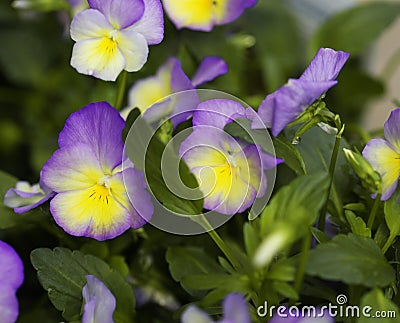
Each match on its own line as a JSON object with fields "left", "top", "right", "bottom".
{"left": 121, "top": 56, "right": 228, "bottom": 125}
{"left": 0, "top": 241, "right": 24, "bottom": 323}
{"left": 181, "top": 293, "right": 251, "bottom": 323}
{"left": 82, "top": 275, "right": 116, "bottom": 323}
{"left": 4, "top": 179, "right": 54, "bottom": 214}
{"left": 70, "top": 0, "right": 164, "bottom": 81}
{"left": 363, "top": 108, "right": 400, "bottom": 201}
{"left": 41, "top": 102, "right": 153, "bottom": 241}
{"left": 256, "top": 48, "right": 349, "bottom": 136}
{"left": 179, "top": 99, "right": 281, "bottom": 215}
{"left": 162, "top": 0, "right": 257, "bottom": 32}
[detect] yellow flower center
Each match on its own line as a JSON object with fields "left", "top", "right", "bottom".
{"left": 88, "top": 177, "right": 112, "bottom": 205}
{"left": 99, "top": 37, "right": 118, "bottom": 56}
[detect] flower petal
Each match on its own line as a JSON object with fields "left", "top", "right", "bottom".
{"left": 82, "top": 275, "right": 116, "bottom": 323}
{"left": 88, "top": 0, "right": 144, "bottom": 29}
{"left": 70, "top": 9, "right": 113, "bottom": 41}
{"left": 116, "top": 29, "right": 149, "bottom": 72}
{"left": 216, "top": 0, "right": 257, "bottom": 25}
{"left": 363, "top": 138, "right": 400, "bottom": 200}
{"left": 191, "top": 56, "right": 228, "bottom": 87}
{"left": 0, "top": 286, "right": 19, "bottom": 323}
{"left": 58, "top": 102, "right": 125, "bottom": 172}
{"left": 384, "top": 108, "right": 400, "bottom": 153}
{"left": 42, "top": 143, "right": 104, "bottom": 193}
{"left": 300, "top": 48, "right": 350, "bottom": 82}
{"left": 220, "top": 293, "right": 251, "bottom": 323}
{"left": 0, "top": 241, "right": 24, "bottom": 290}
{"left": 129, "top": 0, "right": 164, "bottom": 45}
{"left": 181, "top": 305, "right": 212, "bottom": 323}
{"left": 169, "top": 57, "right": 193, "bottom": 92}
{"left": 4, "top": 185, "right": 54, "bottom": 214}
{"left": 71, "top": 37, "right": 126, "bottom": 81}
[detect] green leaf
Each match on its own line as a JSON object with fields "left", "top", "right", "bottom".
{"left": 272, "top": 281, "right": 298, "bottom": 300}
{"left": 358, "top": 289, "right": 399, "bottom": 323}
{"left": 310, "top": 227, "right": 331, "bottom": 244}
{"left": 306, "top": 234, "right": 395, "bottom": 288}
{"left": 182, "top": 273, "right": 248, "bottom": 293}
{"left": 310, "top": 2, "right": 400, "bottom": 56}
{"left": 345, "top": 210, "right": 371, "bottom": 238}
{"left": 30, "top": 248, "right": 135, "bottom": 323}
{"left": 384, "top": 190, "right": 400, "bottom": 237}
{"left": 243, "top": 222, "right": 260, "bottom": 257}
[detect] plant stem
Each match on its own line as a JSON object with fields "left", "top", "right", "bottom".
{"left": 367, "top": 194, "right": 381, "bottom": 229}
{"left": 194, "top": 215, "right": 241, "bottom": 269}
{"left": 382, "top": 234, "right": 396, "bottom": 254}
{"left": 318, "top": 131, "right": 343, "bottom": 230}
{"left": 114, "top": 70, "right": 128, "bottom": 110}
{"left": 292, "top": 228, "right": 312, "bottom": 300}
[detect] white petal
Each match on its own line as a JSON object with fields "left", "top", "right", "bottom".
{"left": 116, "top": 29, "right": 148, "bottom": 72}
{"left": 71, "top": 38, "right": 126, "bottom": 81}
{"left": 70, "top": 9, "right": 113, "bottom": 41}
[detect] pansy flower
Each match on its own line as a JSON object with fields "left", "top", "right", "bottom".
{"left": 42, "top": 102, "right": 153, "bottom": 240}
{"left": 256, "top": 48, "right": 349, "bottom": 136}
{"left": 82, "top": 275, "right": 116, "bottom": 323}
{"left": 162, "top": 0, "right": 257, "bottom": 31}
{"left": 363, "top": 108, "right": 400, "bottom": 201}
{"left": 4, "top": 179, "right": 54, "bottom": 214}
{"left": 121, "top": 56, "right": 228, "bottom": 124}
{"left": 70, "top": 0, "right": 164, "bottom": 81}
{"left": 179, "top": 99, "right": 281, "bottom": 215}
{"left": 0, "top": 241, "right": 24, "bottom": 323}
{"left": 181, "top": 293, "right": 250, "bottom": 323}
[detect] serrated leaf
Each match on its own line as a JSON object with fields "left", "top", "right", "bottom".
{"left": 358, "top": 289, "right": 399, "bottom": 323}
{"left": 345, "top": 210, "right": 371, "bottom": 238}
{"left": 30, "top": 248, "right": 135, "bottom": 322}
{"left": 306, "top": 234, "right": 395, "bottom": 288}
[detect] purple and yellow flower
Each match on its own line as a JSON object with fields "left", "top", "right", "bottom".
{"left": 70, "top": 0, "right": 164, "bottom": 81}
{"left": 179, "top": 99, "right": 281, "bottom": 215}
{"left": 121, "top": 56, "right": 228, "bottom": 123}
{"left": 257, "top": 48, "right": 349, "bottom": 136}
{"left": 0, "top": 241, "right": 24, "bottom": 323}
{"left": 82, "top": 275, "right": 116, "bottom": 323}
{"left": 4, "top": 180, "right": 54, "bottom": 214}
{"left": 162, "top": 0, "right": 257, "bottom": 31}
{"left": 181, "top": 293, "right": 250, "bottom": 323}
{"left": 42, "top": 102, "right": 153, "bottom": 241}
{"left": 363, "top": 108, "right": 400, "bottom": 201}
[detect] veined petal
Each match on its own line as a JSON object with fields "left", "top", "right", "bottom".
{"left": 181, "top": 305, "right": 211, "bottom": 323}
{"left": 221, "top": 293, "right": 251, "bottom": 323}
{"left": 300, "top": 48, "right": 350, "bottom": 82}
{"left": 191, "top": 56, "right": 228, "bottom": 87}
{"left": 129, "top": 0, "right": 164, "bottom": 45}
{"left": 116, "top": 29, "right": 148, "bottom": 72}
{"left": 58, "top": 102, "right": 125, "bottom": 173}
{"left": 50, "top": 186, "right": 132, "bottom": 241}
{"left": 71, "top": 38, "right": 125, "bottom": 81}
{"left": 0, "top": 241, "right": 24, "bottom": 290}
{"left": 363, "top": 138, "right": 400, "bottom": 200}
{"left": 70, "top": 9, "right": 113, "bottom": 41}
{"left": 88, "top": 0, "right": 145, "bottom": 29}
{"left": 82, "top": 275, "right": 116, "bottom": 323}
{"left": 0, "top": 286, "right": 19, "bottom": 323}
{"left": 42, "top": 143, "right": 104, "bottom": 193}
{"left": 384, "top": 108, "right": 400, "bottom": 153}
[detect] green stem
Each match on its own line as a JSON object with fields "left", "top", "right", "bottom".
{"left": 367, "top": 194, "right": 381, "bottom": 229}
{"left": 292, "top": 228, "right": 312, "bottom": 300}
{"left": 318, "top": 131, "right": 343, "bottom": 230}
{"left": 382, "top": 234, "right": 396, "bottom": 254}
{"left": 114, "top": 70, "right": 128, "bottom": 110}
{"left": 194, "top": 215, "right": 241, "bottom": 269}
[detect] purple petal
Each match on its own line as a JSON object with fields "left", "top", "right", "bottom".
{"left": 82, "top": 275, "right": 116, "bottom": 323}
{"left": 129, "top": 0, "right": 164, "bottom": 45}
{"left": 218, "top": 0, "right": 258, "bottom": 25}
{"left": 0, "top": 286, "right": 19, "bottom": 323}
{"left": 220, "top": 293, "right": 251, "bottom": 323}
{"left": 88, "top": 0, "right": 145, "bottom": 29}
{"left": 193, "top": 99, "right": 247, "bottom": 129}
{"left": 384, "top": 108, "right": 400, "bottom": 153}
{"left": 191, "top": 56, "right": 228, "bottom": 87}
{"left": 58, "top": 102, "right": 125, "bottom": 172}
{"left": 300, "top": 48, "right": 350, "bottom": 82}
{"left": 169, "top": 57, "right": 194, "bottom": 92}
{"left": 256, "top": 92, "right": 276, "bottom": 130}
{"left": 0, "top": 241, "right": 24, "bottom": 290}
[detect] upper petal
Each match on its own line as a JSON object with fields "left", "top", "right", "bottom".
{"left": 70, "top": 9, "right": 113, "bottom": 41}
{"left": 129, "top": 0, "right": 164, "bottom": 45}
{"left": 58, "top": 102, "right": 125, "bottom": 172}
{"left": 82, "top": 275, "right": 116, "bottom": 323}
{"left": 0, "top": 241, "right": 24, "bottom": 290}
{"left": 384, "top": 108, "right": 400, "bottom": 153}
{"left": 71, "top": 37, "right": 126, "bottom": 81}
{"left": 42, "top": 143, "right": 104, "bottom": 193}
{"left": 300, "top": 48, "right": 350, "bottom": 82}
{"left": 116, "top": 29, "right": 149, "bottom": 72}
{"left": 191, "top": 56, "right": 228, "bottom": 87}
{"left": 363, "top": 138, "right": 400, "bottom": 200}
{"left": 88, "top": 0, "right": 145, "bottom": 29}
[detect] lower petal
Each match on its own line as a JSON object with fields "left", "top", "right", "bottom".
{"left": 0, "top": 286, "right": 19, "bottom": 323}
{"left": 116, "top": 29, "right": 148, "bottom": 72}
